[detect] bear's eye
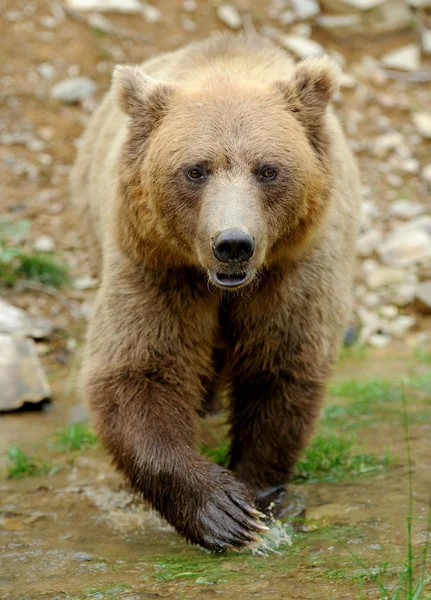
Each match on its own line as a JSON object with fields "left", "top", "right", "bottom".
{"left": 186, "top": 165, "right": 207, "bottom": 183}
{"left": 258, "top": 166, "right": 278, "bottom": 181}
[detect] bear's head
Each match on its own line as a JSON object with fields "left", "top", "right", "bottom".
{"left": 114, "top": 56, "right": 340, "bottom": 290}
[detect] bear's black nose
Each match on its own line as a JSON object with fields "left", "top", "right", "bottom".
{"left": 212, "top": 229, "right": 255, "bottom": 262}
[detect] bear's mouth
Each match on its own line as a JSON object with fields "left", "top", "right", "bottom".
{"left": 209, "top": 270, "right": 253, "bottom": 289}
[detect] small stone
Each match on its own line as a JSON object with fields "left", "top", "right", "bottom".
{"left": 389, "top": 200, "right": 425, "bottom": 219}
{"left": 278, "top": 35, "right": 324, "bottom": 59}
{"left": 370, "top": 132, "right": 403, "bottom": 159}
{"left": 66, "top": 0, "right": 143, "bottom": 12}
{"left": 217, "top": 4, "right": 242, "bottom": 29}
{"left": 183, "top": 0, "right": 197, "bottom": 11}
{"left": 0, "top": 300, "right": 54, "bottom": 339}
{"left": 50, "top": 77, "right": 97, "bottom": 104}
{"left": 141, "top": 4, "right": 162, "bottom": 24}
{"left": 381, "top": 44, "right": 420, "bottom": 72}
{"left": 181, "top": 17, "right": 197, "bottom": 31}
{"left": 73, "top": 276, "right": 99, "bottom": 290}
{"left": 343, "top": 325, "right": 358, "bottom": 346}
{"left": 279, "top": 10, "right": 296, "bottom": 25}
{"left": 33, "top": 235, "right": 55, "bottom": 252}
{"left": 377, "top": 229, "right": 431, "bottom": 267}
{"left": 315, "top": 14, "right": 361, "bottom": 37}
{"left": 368, "top": 333, "right": 391, "bottom": 348}
{"left": 379, "top": 305, "right": 398, "bottom": 319}
{"left": 422, "top": 164, "right": 431, "bottom": 184}
{"left": 357, "top": 306, "right": 382, "bottom": 343}
{"left": 366, "top": 266, "right": 407, "bottom": 289}
{"left": 356, "top": 229, "right": 382, "bottom": 257}
{"left": 397, "top": 215, "right": 431, "bottom": 236}
{"left": 415, "top": 281, "right": 431, "bottom": 312}
{"left": 386, "top": 315, "right": 415, "bottom": 337}
{"left": 400, "top": 158, "right": 420, "bottom": 175}
{"left": 88, "top": 13, "right": 113, "bottom": 32}
{"left": 392, "top": 283, "right": 417, "bottom": 307}
{"left": 421, "top": 30, "right": 431, "bottom": 55}
{"left": 37, "top": 63, "right": 56, "bottom": 80}
{"left": 291, "top": 0, "right": 320, "bottom": 20}
{"left": 340, "top": 73, "right": 356, "bottom": 89}
{"left": 412, "top": 112, "right": 431, "bottom": 139}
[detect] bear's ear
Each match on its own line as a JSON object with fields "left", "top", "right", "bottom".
{"left": 112, "top": 65, "right": 175, "bottom": 123}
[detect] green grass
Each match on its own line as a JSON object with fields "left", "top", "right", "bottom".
{"left": 292, "top": 431, "right": 390, "bottom": 484}
{"left": 6, "top": 446, "right": 53, "bottom": 479}
{"left": 0, "top": 218, "right": 68, "bottom": 287}
{"left": 54, "top": 423, "right": 99, "bottom": 452}
{"left": 200, "top": 439, "right": 230, "bottom": 466}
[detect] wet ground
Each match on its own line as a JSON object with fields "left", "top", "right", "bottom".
{"left": 1, "top": 0, "right": 431, "bottom": 598}
{"left": 1, "top": 348, "right": 430, "bottom": 600}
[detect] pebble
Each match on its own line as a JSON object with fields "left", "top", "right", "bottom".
{"left": 278, "top": 35, "right": 324, "bottom": 59}
{"left": 37, "top": 63, "right": 56, "bottom": 80}
{"left": 370, "top": 132, "right": 403, "bottom": 159}
{"left": 368, "top": 333, "right": 391, "bottom": 348}
{"left": 366, "top": 266, "right": 407, "bottom": 289}
{"left": 66, "top": 0, "right": 143, "bottom": 12}
{"left": 415, "top": 281, "right": 431, "bottom": 312}
{"left": 386, "top": 315, "right": 415, "bottom": 337}
{"left": 183, "top": 0, "right": 197, "bottom": 11}
{"left": 412, "top": 112, "right": 431, "bottom": 139}
{"left": 181, "top": 17, "right": 197, "bottom": 32}
{"left": 377, "top": 229, "right": 431, "bottom": 267}
{"left": 50, "top": 77, "right": 97, "bottom": 103}
{"left": 421, "top": 30, "right": 431, "bottom": 55}
{"left": 381, "top": 44, "right": 420, "bottom": 71}
{"left": 88, "top": 13, "right": 114, "bottom": 33}
{"left": 389, "top": 200, "right": 425, "bottom": 219}
{"left": 33, "top": 235, "right": 55, "bottom": 252}
{"left": 391, "top": 283, "right": 418, "bottom": 307}
{"left": 379, "top": 305, "right": 398, "bottom": 319}
{"left": 141, "top": 4, "right": 162, "bottom": 24}
{"left": 0, "top": 300, "right": 54, "bottom": 339}
{"left": 356, "top": 229, "right": 382, "bottom": 257}
{"left": 422, "top": 164, "right": 431, "bottom": 184}
{"left": 217, "top": 4, "right": 242, "bottom": 29}
{"left": 291, "top": 0, "right": 320, "bottom": 20}
{"left": 73, "top": 276, "right": 99, "bottom": 290}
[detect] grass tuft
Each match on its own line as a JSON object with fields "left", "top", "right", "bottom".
{"left": 6, "top": 446, "right": 52, "bottom": 479}
{"left": 200, "top": 440, "right": 230, "bottom": 466}
{"left": 54, "top": 423, "right": 99, "bottom": 452}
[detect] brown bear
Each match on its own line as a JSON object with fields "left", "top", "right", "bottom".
{"left": 70, "top": 33, "right": 360, "bottom": 552}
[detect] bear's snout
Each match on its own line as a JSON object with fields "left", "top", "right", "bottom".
{"left": 211, "top": 229, "right": 255, "bottom": 263}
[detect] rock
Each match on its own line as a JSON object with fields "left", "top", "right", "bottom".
{"left": 368, "top": 333, "right": 391, "bottom": 348}
{"left": 343, "top": 325, "right": 358, "bottom": 346}
{"left": 356, "top": 229, "right": 383, "bottom": 257}
{"left": 366, "top": 266, "right": 407, "bottom": 289}
{"left": 88, "top": 13, "right": 114, "bottom": 32}
{"left": 421, "top": 30, "right": 431, "bottom": 55}
{"left": 181, "top": 17, "right": 197, "bottom": 31}
{"left": 66, "top": 0, "right": 143, "bottom": 12}
{"left": 370, "top": 132, "right": 403, "bottom": 159}
{"left": 379, "top": 305, "right": 398, "bottom": 319}
{"left": 141, "top": 3, "right": 161, "bottom": 23}
{"left": 0, "top": 334, "right": 51, "bottom": 412}
{"left": 407, "top": 0, "right": 431, "bottom": 6}
{"left": 50, "top": 77, "right": 96, "bottom": 104}
{"left": 291, "top": 0, "right": 320, "bottom": 20}
{"left": 381, "top": 44, "right": 420, "bottom": 71}
{"left": 385, "top": 315, "right": 415, "bottom": 337}
{"left": 73, "top": 276, "right": 99, "bottom": 290}
{"left": 412, "top": 112, "right": 431, "bottom": 139}
{"left": 389, "top": 200, "right": 426, "bottom": 219}
{"left": 391, "top": 283, "right": 417, "bottom": 307}
{"left": 397, "top": 215, "right": 431, "bottom": 236}
{"left": 217, "top": 4, "right": 242, "bottom": 29}
{"left": 340, "top": 73, "right": 357, "bottom": 89}
{"left": 357, "top": 307, "right": 382, "bottom": 343}
{"left": 400, "top": 158, "right": 420, "bottom": 175}
{"left": 315, "top": 14, "right": 361, "bottom": 38}
{"left": 278, "top": 35, "right": 324, "bottom": 59}
{"left": 377, "top": 229, "right": 431, "bottom": 267}
{"left": 37, "top": 63, "right": 56, "bottom": 80}
{"left": 183, "top": 0, "right": 197, "bottom": 11}
{"left": 33, "top": 235, "right": 55, "bottom": 252}
{"left": 415, "top": 281, "right": 431, "bottom": 312}
{"left": 422, "top": 164, "right": 431, "bottom": 184}
{"left": 319, "top": 0, "right": 412, "bottom": 34}
{"left": 0, "top": 300, "right": 54, "bottom": 339}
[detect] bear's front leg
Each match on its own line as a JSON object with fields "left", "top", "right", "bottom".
{"left": 81, "top": 263, "right": 265, "bottom": 551}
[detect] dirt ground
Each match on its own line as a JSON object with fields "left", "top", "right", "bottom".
{"left": 1, "top": 1, "right": 431, "bottom": 599}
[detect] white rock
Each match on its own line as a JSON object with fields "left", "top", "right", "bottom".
{"left": 183, "top": 0, "right": 197, "bottom": 11}
{"left": 370, "top": 132, "right": 403, "bottom": 158}
{"left": 416, "top": 281, "right": 431, "bottom": 311}
{"left": 37, "top": 63, "right": 56, "bottom": 80}
{"left": 279, "top": 35, "right": 324, "bottom": 59}
{"left": 389, "top": 200, "right": 425, "bottom": 219}
{"left": 357, "top": 306, "right": 382, "bottom": 343}
{"left": 422, "top": 164, "right": 431, "bottom": 184}
{"left": 366, "top": 266, "right": 407, "bottom": 289}
{"left": 377, "top": 229, "right": 431, "bottom": 267}
{"left": 381, "top": 44, "right": 420, "bottom": 71}
{"left": 141, "top": 3, "right": 161, "bottom": 23}
{"left": 397, "top": 215, "right": 431, "bottom": 236}
{"left": 363, "top": 291, "right": 381, "bottom": 308}
{"left": 340, "top": 73, "right": 357, "bottom": 89}
{"left": 421, "top": 29, "right": 431, "bottom": 55}
{"left": 356, "top": 229, "right": 383, "bottom": 257}
{"left": 379, "top": 304, "right": 398, "bottom": 319}
{"left": 88, "top": 13, "right": 114, "bottom": 32}
{"left": 291, "top": 0, "right": 320, "bottom": 20}
{"left": 407, "top": 0, "right": 431, "bottom": 7}
{"left": 391, "top": 282, "right": 417, "bottom": 307}
{"left": 316, "top": 14, "right": 361, "bottom": 36}
{"left": 217, "top": 4, "right": 242, "bottom": 29}
{"left": 181, "top": 17, "right": 196, "bottom": 31}
{"left": 73, "top": 276, "right": 99, "bottom": 290}
{"left": 368, "top": 333, "right": 391, "bottom": 348}
{"left": 360, "top": 199, "right": 380, "bottom": 229}
{"left": 279, "top": 10, "right": 296, "bottom": 25}
{"left": 386, "top": 315, "right": 415, "bottom": 337}
{"left": 412, "top": 112, "right": 431, "bottom": 139}
{"left": 33, "top": 235, "right": 55, "bottom": 252}
{"left": 0, "top": 300, "right": 54, "bottom": 339}
{"left": 66, "top": 0, "right": 142, "bottom": 12}
{"left": 50, "top": 77, "right": 96, "bottom": 103}
{"left": 400, "top": 158, "right": 420, "bottom": 174}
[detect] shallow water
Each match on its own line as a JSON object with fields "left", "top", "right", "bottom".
{"left": 1, "top": 350, "right": 430, "bottom": 600}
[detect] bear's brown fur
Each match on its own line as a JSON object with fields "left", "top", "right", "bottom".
{"left": 70, "top": 33, "right": 360, "bottom": 551}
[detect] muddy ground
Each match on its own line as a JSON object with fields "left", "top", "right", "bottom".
{"left": 1, "top": 1, "right": 431, "bottom": 599}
